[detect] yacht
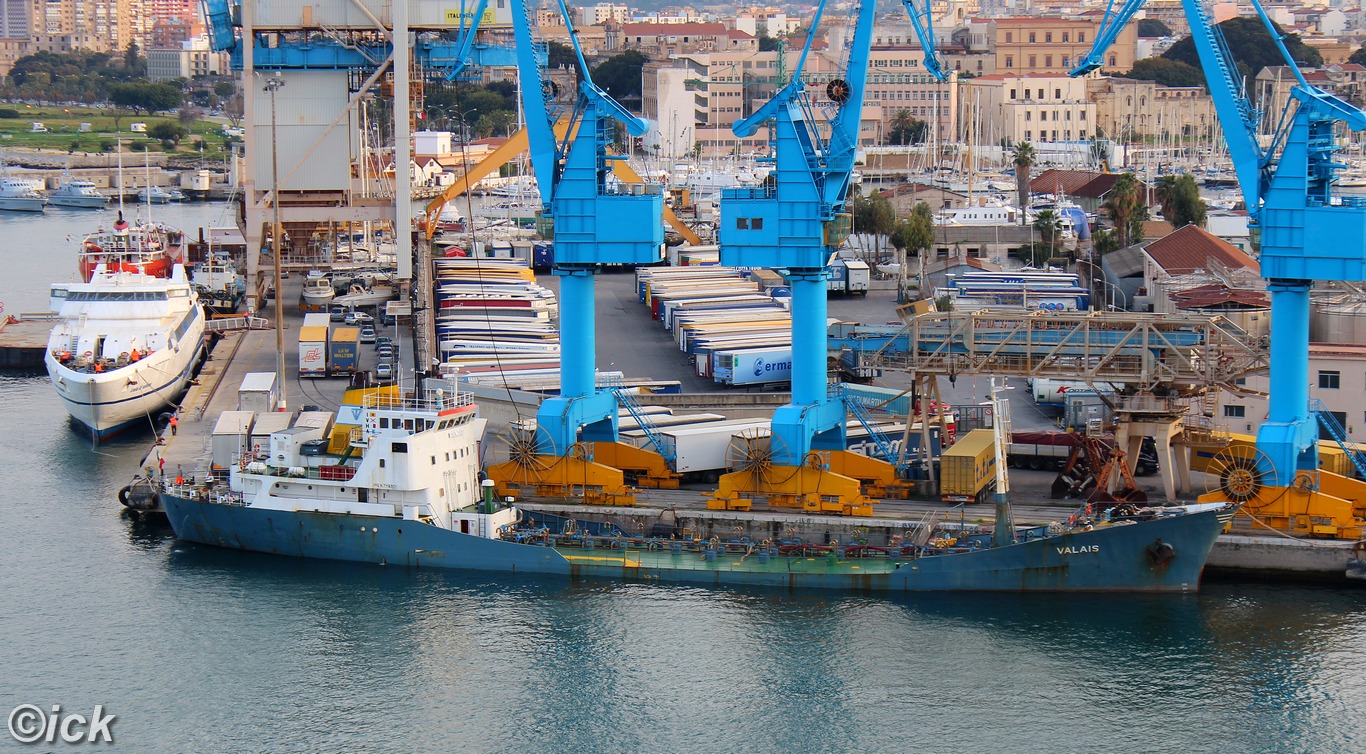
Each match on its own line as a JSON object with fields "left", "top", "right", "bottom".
{"left": 137, "top": 186, "right": 185, "bottom": 204}
{"left": 936, "top": 202, "right": 1021, "bottom": 226}
{"left": 0, "top": 177, "right": 46, "bottom": 212}
{"left": 301, "top": 275, "right": 336, "bottom": 310}
{"left": 45, "top": 264, "right": 205, "bottom": 440}
{"left": 48, "top": 176, "right": 110, "bottom": 209}
{"left": 78, "top": 212, "right": 185, "bottom": 282}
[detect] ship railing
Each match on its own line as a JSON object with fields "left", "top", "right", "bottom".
{"left": 362, "top": 387, "right": 473, "bottom": 413}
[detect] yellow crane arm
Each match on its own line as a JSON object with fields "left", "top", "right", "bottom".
{"left": 424, "top": 124, "right": 702, "bottom": 247}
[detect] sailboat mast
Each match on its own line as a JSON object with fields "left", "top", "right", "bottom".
{"left": 117, "top": 139, "right": 124, "bottom": 214}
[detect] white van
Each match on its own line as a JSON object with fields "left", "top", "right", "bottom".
{"left": 129, "top": 122, "right": 147, "bottom": 133}
{"left": 29, "top": 122, "right": 46, "bottom": 132}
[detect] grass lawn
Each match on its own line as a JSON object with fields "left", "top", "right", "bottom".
{"left": 0, "top": 104, "right": 236, "bottom": 160}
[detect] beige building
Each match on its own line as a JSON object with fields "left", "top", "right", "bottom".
{"left": 991, "top": 17, "right": 1135, "bottom": 75}
{"left": 1221, "top": 345, "right": 1366, "bottom": 437}
{"left": 29, "top": 0, "right": 139, "bottom": 54}
{"left": 1089, "top": 77, "right": 1217, "bottom": 142}
{"left": 961, "top": 73, "right": 1097, "bottom": 145}
{"left": 620, "top": 22, "right": 757, "bottom": 56}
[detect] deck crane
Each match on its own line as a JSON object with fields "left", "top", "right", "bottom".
{"left": 1072, "top": 0, "right": 1366, "bottom": 538}
{"left": 709, "top": 0, "right": 909, "bottom": 516}
{"left": 485, "top": 0, "right": 674, "bottom": 504}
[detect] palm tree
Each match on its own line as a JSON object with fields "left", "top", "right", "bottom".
{"left": 1012, "top": 141, "right": 1035, "bottom": 224}
{"left": 1032, "top": 209, "right": 1062, "bottom": 254}
{"left": 888, "top": 108, "right": 915, "bottom": 145}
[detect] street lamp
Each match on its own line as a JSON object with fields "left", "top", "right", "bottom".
{"left": 264, "top": 73, "right": 286, "bottom": 411}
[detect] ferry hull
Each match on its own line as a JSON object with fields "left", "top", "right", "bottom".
{"left": 46, "top": 344, "right": 202, "bottom": 440}
{"left": 161, "top": 496, "right": 1230, "bottom": 592}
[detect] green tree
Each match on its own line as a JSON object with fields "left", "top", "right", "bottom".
{"left": 1137, "top": 19, "right": 1173, "bottom": 38}
{"left": 849, "top": 188, "right": 896, "bottom": 239}
{"left": 886, "top": 108, "right": 927, "bottom": 145}
{"left": 1103, "top": 173, "right": 1150, "bottom": 247}
{"left": 1350, "top": 47, "right": 1366, "bottom": 67}
{"left": 890, "top": 203, "right": 936, "bottom": 302}
{"left": 592, "top": 50, "right": 649, "bottom": 103}
{"left": 758, "top": 34, "right": 782, "bottom": 52}
{"left": 1092, "top": 227, "right": 1121, "bottom": 255}
{"left": 1163, "top": 18, "right": 1321, "bottom": 77}
{"left": 109, "top": 82, "right": 182, "bottom": 114}
{"left": 547, "top": 41, "right": 577, "bottom": 70}
{"left": 1154, "top": 174, "right": 1207, "bottom": 228}
{"left": 475, "top": 110, "right": 514, "bottom": 138}
{"left": 1121, "top": 58, "right": 1206, "bottom": 88}
{"left": 149, "top": 121, "right": 188, "bottom": 144}
{"left": 1033, "top": 209, "right": 1063, "bottom": 253}
{"left": 1012, "top": 141, "right": 1035, "bottom": 223}
{"left": 213, "top": 80, "right": 236, "bottom": 98}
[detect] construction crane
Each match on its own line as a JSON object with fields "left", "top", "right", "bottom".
{"left": 708, "top": 0, "right": 907, "bottom": 516}
{"left": 484, "top": 0, "right": 672, "bottom": 504}
{"left": 1074, "top": 0, "right": 1366, "bottom": 538}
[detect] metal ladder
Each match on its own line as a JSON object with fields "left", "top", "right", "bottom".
{"left": 605, "top": 376, "right": 676, "bottom": 470}
{"left": 1311, "top": 398, "right": 1366, "bottom": 479}
{"left": 838, "top": 384, "right": 905, "bottom": 471}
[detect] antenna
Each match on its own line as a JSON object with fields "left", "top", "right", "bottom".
{"left": 116, "top": 138, "right": 124, "bottom": 215}
{"left": 144, "top": 148, "right": 153, "bottom": 223}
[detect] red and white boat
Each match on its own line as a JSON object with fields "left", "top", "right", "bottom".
{"left": 78, "top": 212, "right": 185, "bottom": 282}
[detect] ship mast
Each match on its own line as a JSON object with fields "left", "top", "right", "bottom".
{"left": 988, "top": 378, "right": 1015, "bottom": 547}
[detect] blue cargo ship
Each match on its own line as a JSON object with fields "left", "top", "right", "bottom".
{"left": 161, "top": 385, "right": 1236, "bottom": 592}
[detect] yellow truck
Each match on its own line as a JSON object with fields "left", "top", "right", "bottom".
{"left": 940, "top": 428, "right": 998, "bottom": 504}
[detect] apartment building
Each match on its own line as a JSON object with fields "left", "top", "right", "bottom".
{"left": 620, "top": 22, "right": 757, "bottom": 56}
{"left": 0, "top": 0, "right": 29, "bottom": 76}
{"left": 961, "top": 73, "right": 1097, "bottom": 144}
{"left": 29, "top": 0, "right": 138, "bottom": 54}
{"left": 1088, "top": 77, "right": 1217, "bottom": 142}
{"left": 147, "top": 35, "right": 225, "bottom": 82}
{"left": 992, "top": 17, "right": 1135, "bottom": 75}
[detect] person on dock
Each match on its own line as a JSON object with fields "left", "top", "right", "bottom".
{"left": 169, "top": 415, "right": 178, "bottom": 436}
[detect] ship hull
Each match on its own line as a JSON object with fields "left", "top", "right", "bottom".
{"left": 161, "top": 496, "right": 1230, "bottom": 592}
{"left": 50, "top": 196, "right": 110, "bottom": 209}
{"left": 46, "top": 341, "right": 203, "bottom": 440}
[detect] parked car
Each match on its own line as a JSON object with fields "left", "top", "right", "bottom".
{"left": 330, "top": 304, "right": 346, "bottom": 322}
{"left": 376, "top": 345, "right": 395, "bottom": 361}
{"left": 374, "top": 362, "right": 394, "bottom": 381}
{"left": 375, "top": 336, "right": 393, "bottom": 349}
{"left": 359, "top": 325, "right": 376, "bottom": 343}
{"left": 343, "top": 309, "right": 361, "bottom": 325}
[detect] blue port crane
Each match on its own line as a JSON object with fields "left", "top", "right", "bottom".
{"left": 485, "top": 0, "right": 669, "bottom": 504}
{"left": 710, "top": 0, "right": 915, "bottom": 515}
{"left": 199, "top": 0, "right": 518, "bottom": 77}
{"left": 1071, "top": 0, "right": 1366, "bottom": 537}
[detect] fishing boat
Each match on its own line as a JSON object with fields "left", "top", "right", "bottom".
{"left": 190, "top": 253, "right": 246, "bottom": 314}
{"left": 48, "top": 172, "right": 110, "bottom": 209}
{"left": 0, "top": 177, "right": 46, "bottom": 212}
{"left": 162, "top": 380, "right": 1237, "bottom": 592}
{"left": 78, "top": 211, "right": 186, "bottom": 282}
{"left": 45, "top": 263, "right": 205, "bottom": 440}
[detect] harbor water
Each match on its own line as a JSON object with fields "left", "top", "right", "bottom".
{"left": 3, "top": 206, "right": 1366, "bottom": 751}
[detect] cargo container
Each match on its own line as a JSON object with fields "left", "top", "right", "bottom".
{"left": 826, "top": 258, "right": 870, "bottom": 296}
{"left": 298, "top": 325, "right": 329, "bottom": 377}
{"left": 656, "top": 420, "right": 769, "bottom": 479}
{"left": 248, "top": 411, "right": 294, "bottom": 454}
{"left": 210, "top": 410, "right": 255, "bottom": 470}
{"left": 237, "top": 372, "right": 278, "bottom": 414}
{"left": 330, "top": 326, "right": 360, "bottom": 376}
{"left": 302, "top": 313, "right": 331, "bottom": 329}
{"left": 714, "top": 346, "right": 793, "bottom": 386}
{"left": 939, "top": 428, "right": 997, "bottom": 503}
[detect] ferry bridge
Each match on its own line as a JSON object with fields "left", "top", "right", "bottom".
{"left": 871, "top": 307, "right": 1271, "bottom": 502}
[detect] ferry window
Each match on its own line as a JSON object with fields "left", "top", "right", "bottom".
{"left": 1319, "top": 371, "right": 1341, "bottom": 389}
{"left": 380, "top": 418, "right": 389, "bottom": 428}
{"left": 391, "top": 442, "right": 407, "bottom": 453}
{"left": 405, "top": 419, "right": 414, "bottom": 430}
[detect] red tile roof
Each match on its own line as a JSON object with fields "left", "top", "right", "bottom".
{"left": 1029, "top": 169, "right": 1123, "bottom": 198}
{"left": 1143, "top": 224, "right": 1259, "bottom": 275}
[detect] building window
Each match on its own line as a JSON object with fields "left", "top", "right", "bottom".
{"left": 1078, "top": 31, "right": 1085, "bottom": 43}
{"left": 1045, "top": 55, "right": 1053, "bottom": 68}
{"left": 1055, "top": 88, "right": 1062, "bottom": 99}
{"left": 1010, "top": 88, "right": 1017, "bottom": 99}
{"left": 1025, "top": 130, "right": 1032, "bottom": 140}
{"left": 1045, "top": 32, "right": 1053, "bottom": 43}
{"left": 1062, "top": 32, "right": 1070, "bottom": 42}
{"left": 1005, "top": 56, "right": 1013, "bottom": 69}
{"left": 1006, "top": 32, "right": 1013, "bottom": 43}
{"left": 1025, "top": 111, "right": 1031, "bottom": 121}
{"left": 1028, "top": 55, "right": 1036, "bottom": 68}
{"left": 1038, "top": 89, "right": 1044, "bottom": 99}
{"left": 1108, "top": 54, "right": 1117, "bottom": 67}
{"left": 1320, "top": 370, "right": 1341, "bottom": 389}
{"left": 1029, "top": 32, "right": 1036, "bottom": 43}
{"left": 1224, "top": 405, "right": 1246, "bottom": 418}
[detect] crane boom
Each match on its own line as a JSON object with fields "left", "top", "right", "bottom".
{"left": 898, "top": 0, "right": 946, "bottom": 82}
